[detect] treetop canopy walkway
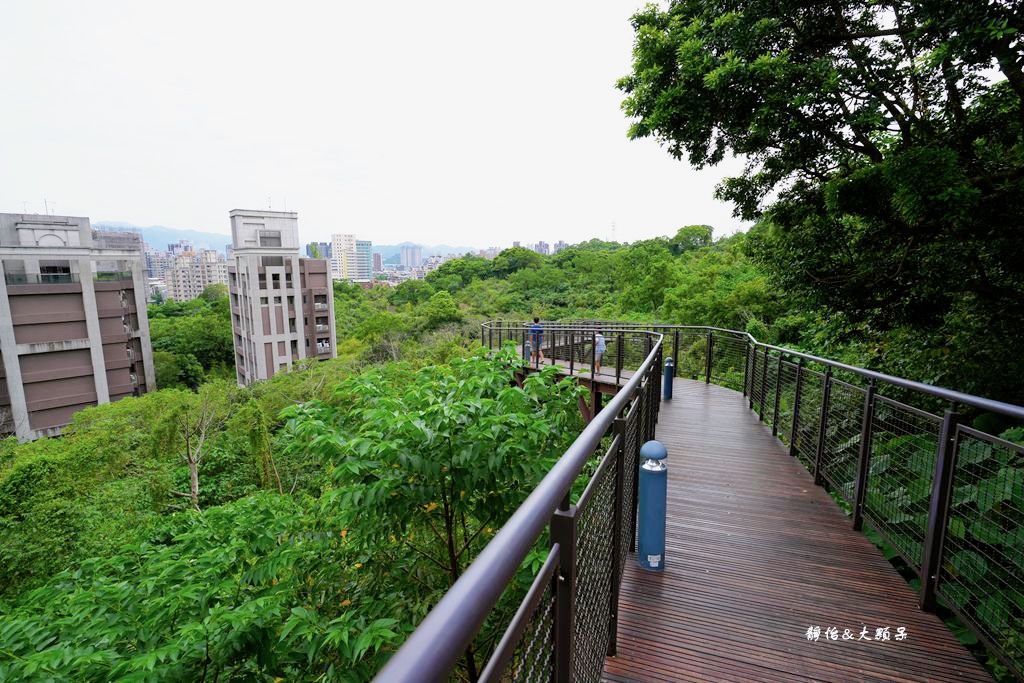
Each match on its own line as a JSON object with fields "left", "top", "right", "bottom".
{"left": 375, "top": 322, "right": 1024, "bottom": 682}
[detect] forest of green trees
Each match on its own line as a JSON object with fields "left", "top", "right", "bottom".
{"left": 1, "top": 0, "right": 1022, "bottom": 679}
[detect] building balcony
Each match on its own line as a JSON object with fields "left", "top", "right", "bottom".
{"left": 313, "top": 302, "right": 328, "bottom": 311}
{"left": 6, "top": 273, "right": 79, "bottom": 285}
{"left": 94, "top": 271, "right": 133, "bottom": 282}
{"left": 315, "top": 324, "right": 330, "bottom": 333}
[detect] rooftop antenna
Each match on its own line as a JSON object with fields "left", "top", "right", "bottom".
{"left": 21, "top": 201, "right": 28, "bottom": 214}
{"left": 612, "top": 220, "right": 616, "bottom": 242}
{"left": 44, "top": 198, "right": 49, "bottom": 215}
{"left": 268, "top": 196, "right": 272, "bottom": 210}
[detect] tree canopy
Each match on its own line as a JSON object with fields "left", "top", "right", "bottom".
{"left": 619, "top": 0, "right": 1024, "bottom": 401}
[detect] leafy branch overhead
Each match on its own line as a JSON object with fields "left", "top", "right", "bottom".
{"left": 619, "top": 0, "right": 1024, "bottom": 401}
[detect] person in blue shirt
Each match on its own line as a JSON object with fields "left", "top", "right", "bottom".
{"left": 529, "top": 317, "right": 544, "bottom": 364}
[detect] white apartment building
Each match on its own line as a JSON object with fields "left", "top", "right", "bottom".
{"left": 165, "top": 249, "right": 229, "bottom": 301}
{"left": 228, "top": 210, "right": 336, "bottom": 386}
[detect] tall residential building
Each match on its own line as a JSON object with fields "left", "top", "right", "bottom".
{"left": 165, "top": 249, "right": 229, "bottom": 301}
{"left": 0, "top": 213, "right": 155, "bottom": 441}
{"left": 372, "top": 252, "right": 382, "bottom": 272}
{"left": 145, "top": 249, "right": 174, "bottom": 279}
{"left": 330, "top": 233, "right": 356, "bottom": 280}
{"left": 228, "top": 210, "right": 336, "bottom": 386}
{"left": 534, "top": 241, "right": 550, "bottom": 255}
{"left": 355, "top": 240, "right": 372, "bottom": 280}
{"left": 329, "top": 234, "right": 372, "bottom": 281}
{"left": 553, "top": 240, "right": 569, "bottom": 254}
{"left": 400, "top": 245, "right": 422, "bottom": 269}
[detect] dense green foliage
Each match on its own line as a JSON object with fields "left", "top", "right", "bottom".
{"left": 618, "top": 0, "right": 1024, "bottom": 404}
{"left": 149, "top": 285, "right": 234, "bottom": 389}
{"left": 0, "top": 348, "right": 582, "bottom": 680}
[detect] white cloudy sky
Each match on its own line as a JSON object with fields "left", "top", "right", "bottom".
{"left": 1, "top": 1, "right": 748, "bottom": 248}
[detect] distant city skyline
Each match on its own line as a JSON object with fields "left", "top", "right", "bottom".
{"left": 1, "top": 2, "right": 749, "bottom": 248}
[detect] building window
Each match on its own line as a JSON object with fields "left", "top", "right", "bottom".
{"left": 258, "top": 230, "right": 282, "bottom": 247}
{"left": 273, "top": 296, "right": 282, "bottom": 304}
{"left": 260, "top": 296, "right": 268, "bottom": 305}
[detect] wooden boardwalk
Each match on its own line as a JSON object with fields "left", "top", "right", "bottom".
{"left": 603, "top": 379, "right": 990, "bottom": 682}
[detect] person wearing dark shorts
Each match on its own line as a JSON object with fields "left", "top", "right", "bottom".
{"left": 529, "top": 317, "right": 544, "bottom": 364}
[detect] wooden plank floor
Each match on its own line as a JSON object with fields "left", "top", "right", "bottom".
{"left": 603, "top": 379, "right": 990, "bottom": 683}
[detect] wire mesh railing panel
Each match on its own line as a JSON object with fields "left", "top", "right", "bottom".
{"left": 621, "top": 401, "right": 641, "bottom": 568}
{"left": 762, "top": 352, "right": 779, "bottom": 430}
{"left": 938, "top": 427, "right": 1024, "bottom": 678}
{"left": 484, "top": 550, "right": 558, "bottom": 683}
{"left": 749, "top": 348, "right": 764, "bottom": 409}
{"left": 820, "top": 380, "right": 866, "bottom": 501}
{"left": 573, "top": 461, "right": 617, "bottom": 682}
{"left": 793, "top": 368, "right": 824, "bottom": 471}
{"left": 674, "top": 332, "right": 708, "bottom": 380}
{"left": 861, "top": 397, "right": 942, "bottom": 574}
{"left": 710, "top": 333, "right": 748, "bottom": 391}
{"left": 774, "top": 360, "right": 799, "bottom": 446}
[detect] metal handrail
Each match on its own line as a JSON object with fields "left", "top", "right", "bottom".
{"left": 488, "top": 320, "right": 1024, "bottom": 421}
{"left": 374, "top": 324, "right": 663, "bottom": 681}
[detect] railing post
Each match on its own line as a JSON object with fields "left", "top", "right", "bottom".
{"left": 788, "top": 359, "right": 805, "bottom": 456}
{"left": 498, "top": 325, "right": 503, "bottom": 347}
{"left": 591, "top": 331, "right": 597, "bottom": 381}
{"left": 759, "top": 347, "right": 769, "bottom": 421}
{"left": 672, "top": 330, "right": 679, "bottom": 378}
{"left": 704, "top": 330, "right": 714, "bottom": 383}
{"left": 814, "top": 367, "right": 833, "bottom": 486}
{"left": 551, "top": 498, "right": 577, "bottom": 683}
{"left": 852, "top": 381, "right": 876, "bottom": 531}
{"left": 607, "top": 417, "right": 627, "bottom": 656}
{"left": 748, "top": 342, "right": 757, "bottom": 408}
{"left": 615, "top": 332, "right": 624, "bottom": 386}
{"left": 920, "top": 408, "right": 960, "bottom": 611}
{"left": 742, "top": 338, "right": 750, "bottom": 398}
{"left": 569, "top": 332, "right": 575, "bottom": 375}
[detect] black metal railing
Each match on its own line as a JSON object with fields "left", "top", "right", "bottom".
{"left": 375, "top": 324, "right": 662, "bottom": 682}
{"left": 525, "top": 320, "right": 1023, "bottom": 679}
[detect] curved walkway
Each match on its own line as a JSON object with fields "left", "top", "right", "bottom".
{"left": 603, "top": 379, "right": 990, "bottom": 682}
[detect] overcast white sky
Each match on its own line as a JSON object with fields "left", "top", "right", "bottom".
{"left": 1, "top": 1, "right": 748, "bottom": 249}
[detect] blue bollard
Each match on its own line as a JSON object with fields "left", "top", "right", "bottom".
{"left": 663, "top": 357, "right": 674, "bottom": 400}
{"left": 638, "top": 440, "right": 668, "bottom": 572}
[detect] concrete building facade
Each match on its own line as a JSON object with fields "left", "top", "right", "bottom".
{"left": 228, "top": 210, "right": 336, "bottom": 386}
{"left": 165, "top": 249, "right": 229, "bottom": 301}
{"left": 0, "top": 213, "right": 155, "bottom": 441}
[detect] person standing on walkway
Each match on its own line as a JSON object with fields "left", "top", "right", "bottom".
{"left": 594, "top": 330, "right": 606, "bottom": 374}
{"left": 529, "top": 317, "right": 544, "bottom": 365}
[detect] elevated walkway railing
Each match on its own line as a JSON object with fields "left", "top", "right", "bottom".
{"left": 379, "top": 321, "right": 1024, "bottom": 681}
{"left": 375, "top": 325, "right": 663, "bottom": 682}
{"left": 484, "top": 319, "right": 1024, "bottom": 679}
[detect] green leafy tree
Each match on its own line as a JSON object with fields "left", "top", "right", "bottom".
{"left": 389, "top": 279, "right": 436, "bottom": 307}
{"left": 281, "top": 349, "right": 585, "bottom": 679}
{"left": 153, "top": 350, "right": 205, "bottom": 390}
{"left": 421, "top": 290, "right": 463, "bottom": 329}
{"left": 491, "top": 247, "right": 542, "bottom": 277}
{"left": 619, "top": 0, "right": 1024, "bottom": 401}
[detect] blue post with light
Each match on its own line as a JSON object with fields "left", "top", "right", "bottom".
{"left": 663, "top": 357, "right": 674, "bottom": 400}
{"left": 637, "top": 440, "right": 668, "bottom": 572}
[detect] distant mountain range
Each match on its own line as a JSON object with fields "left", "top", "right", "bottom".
{"left": 372, "top": 242, "right": 478, "bottom": 265}
{"left": 94, "top": 222, "right": 478, "bottom": 261}
{"left": 94, "top": 222, "right": 231, "bottom": 253}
